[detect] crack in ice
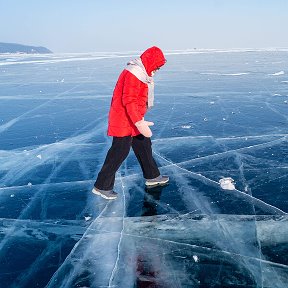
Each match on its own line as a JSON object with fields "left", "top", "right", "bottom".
{"left": 153, "top": 151, "right": 287, "bottom": 215}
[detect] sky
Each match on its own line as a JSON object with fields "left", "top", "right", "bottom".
{"left": 0, "top": 0, "right": 288, "bottom": 53}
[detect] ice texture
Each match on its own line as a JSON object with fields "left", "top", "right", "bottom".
{"left": 0, "top": 50, "right": 288, "bottom": 287}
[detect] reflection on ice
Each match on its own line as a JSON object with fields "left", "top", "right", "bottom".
{"left": 0, "top": 50, "right": 288, "bottom": 287}
{"left": 47, "top": 213, "right": 288, "bottom": 288}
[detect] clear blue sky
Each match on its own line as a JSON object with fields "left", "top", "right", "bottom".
{"left": 1, "top": 0, "right": 288, "bottom": 53}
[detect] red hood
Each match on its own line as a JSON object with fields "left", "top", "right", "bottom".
{"left": 140, "top": 46, "right": 166, "bottom": 76}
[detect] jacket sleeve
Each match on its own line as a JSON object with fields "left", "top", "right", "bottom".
{"left": 122, "top": 72, "right": 143, "bottom": 124}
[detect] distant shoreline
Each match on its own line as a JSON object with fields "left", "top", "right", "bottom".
{"left": 0, "top": 42, "right": 52, "bottom": 54}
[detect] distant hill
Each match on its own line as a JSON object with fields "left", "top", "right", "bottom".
{"left": 0, "top": 42, "right": 52, "bottom": 54}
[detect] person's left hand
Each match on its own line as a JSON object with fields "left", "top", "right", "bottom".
{"left": 135, "top": 119, "right": 154, "bottom": 137}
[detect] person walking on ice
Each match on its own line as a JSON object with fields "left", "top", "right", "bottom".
{"left": 92, "top": 46, "right": 169, "bottom": 200}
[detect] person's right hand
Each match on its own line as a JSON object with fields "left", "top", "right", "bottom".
{"left": 135, "top": 119, "right": 154, "bottom": 137}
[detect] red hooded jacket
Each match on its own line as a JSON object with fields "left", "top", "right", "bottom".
{"left": 107, "top": 46, "right": 166, "bottom": 137}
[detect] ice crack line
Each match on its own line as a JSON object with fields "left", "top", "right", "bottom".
{"left": 124, "top": 233, "right": 288, "bottom": 270}
{"left": 153, "top": 151, "right": 287, "bottom": 215}
{"left": 172, "top": 136, "right": 286, "bottom": 167}
{"left": 46, "top": 200, "right": 111, "bottom": 288}
{"left": 0, "top": 67, "right": 96, "bottom": 135}
{"left": 152, "top": 133, "right": 288, "bottom": 143}
{"left": 108, "top": 174, "right": 126, "bottom": 287}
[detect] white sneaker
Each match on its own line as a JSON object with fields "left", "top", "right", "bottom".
{"left": 92, "top": 187, "right": 118, "bottom": 200}
{"left": 145, "top": 175, "right": 169, "bottom": 187}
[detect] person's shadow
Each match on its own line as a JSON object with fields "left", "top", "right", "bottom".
{"left": 140, "top": 184, "right": 169, "bottom": 217}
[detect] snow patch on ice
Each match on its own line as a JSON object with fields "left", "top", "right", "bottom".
{"left": 269, "top": 71, "right": 285, "bottom": 76}
{"left": 201, "top": 72, "right": 249, "bottom": 76}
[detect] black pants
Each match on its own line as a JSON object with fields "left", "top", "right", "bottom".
{"left": 94, "top": 135, "right": 160, "bottom": 191}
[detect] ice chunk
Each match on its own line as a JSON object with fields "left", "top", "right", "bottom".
{"left": 219, "top": 177, "right": 235, "bottom": 190}
{"left": 193, "top": 255, "right": 199, "bottom": 262}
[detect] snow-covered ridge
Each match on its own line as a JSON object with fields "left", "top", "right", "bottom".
{"left": 1, "top": 47, "right": 288, "bottom": 66}
{"left": 165, "top": 47, "right": 288, "bottom": 55}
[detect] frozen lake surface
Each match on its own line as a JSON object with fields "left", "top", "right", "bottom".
{"left": 0, "top": 50, "right": 287, "bottom": 287}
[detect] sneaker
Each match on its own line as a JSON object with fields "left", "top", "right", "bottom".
{"left": 92, "top": 187, "right": 118, "bottom": 200}
{"left": 145, "top": 175, "right": 169, "bottom": 187}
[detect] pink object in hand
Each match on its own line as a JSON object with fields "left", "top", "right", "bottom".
{"left": 135, "top": 119, "right": 154, "bottom": 137}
